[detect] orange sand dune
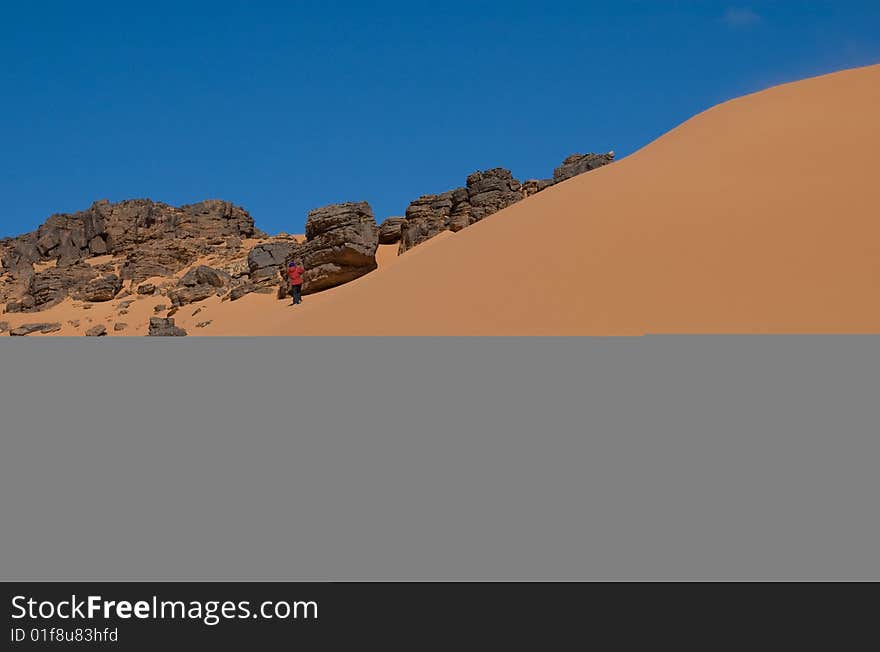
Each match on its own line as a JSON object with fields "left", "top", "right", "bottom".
{"left": 225, "top": 64, "right": 880, "bottom": 336}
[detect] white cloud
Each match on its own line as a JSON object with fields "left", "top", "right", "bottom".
{"left": 723, "top": 7, "right": 762, "bottom": 29}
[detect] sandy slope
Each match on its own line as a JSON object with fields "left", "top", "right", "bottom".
{"left": 7, "top": 64, "right": 879, "bottom": 336}
{"left": 222, "top": 63, "right": 880, "bottom": 336}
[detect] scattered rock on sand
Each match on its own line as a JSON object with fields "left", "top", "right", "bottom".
{"left": 196, "top": 321, "right": 213, "bottom": 328}
{"left": 9, "top": 323, "right": 62, "bottom": 336}
{"left": 137, "top": 283, "right": 156, "bottom": 295}
{"left": 148, "top": 317, "right": 187, "bottom": 337}
{"left": 192, "top": 307, "right": 203, "bottom": 317}
{"left": 114, "top": 323, "right": 128, "bottom": 332}
{"left": 153, "top": 304, "right": 168, "bottom": 313}
{"left": 86, "top": 325, "right": 107, "bottom": 337}
{"left": 0, "top": 321, "right": 8, "bottom": 333}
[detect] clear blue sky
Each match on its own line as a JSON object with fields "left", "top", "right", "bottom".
{"left": 1, "top": 1, "right": 878, "bottom": 237}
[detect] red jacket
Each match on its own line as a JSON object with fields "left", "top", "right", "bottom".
{"left": 287, "top": 265, "right": 305, "bottom": 285}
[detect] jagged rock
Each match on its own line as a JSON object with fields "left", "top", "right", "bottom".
{"left": 5, "top": 301, "right": 23, "bottom": 313}
{"left": 78, "top": 274, "right": 122, "bottom": 303}
{"left": 153, "top": 304, "right": 168, "bottom": 313}
{"left": 225, "top": 283, "right": 256, "bottom": 302}
{"left": 29, "top": 265, "right": 98, "bottom": 309}
{"left": 179, "top": 265, "right": 231, "bottom": 288}
{"left": 137, "top": 283, "right": 156, "bottom": 295}
{"left": 196, "top": 321, "right": 213, "bottom": 328}
{"left": 399, "top": 169, "right": 521, "bottom": 253}
{"left": 248, "top": 242, "right": 298, "bottom": 283}
{"left": 169, "top": 284, "right": 216, "bottom": 307}
{"left": 114, "top": 323, "right": 128, "bottom": 332}
{"left": 298, "top": 202, "right": 379, "bottom": 294}
{"left": 86, "top": 325, "right": 107, "bottom": 337}
{"left": 378, "top": 217, "right": 406, "bottom": 244}
{"left": 553, "top": 152, "right": 615, "bottom": 183}
{"left": 147, "top": 317, "right": 187, "bottom": 337}
{"left": 9, "top": 323, "right": 61, "bottom": 336}
{"left": 466, "top": 168, "right": 523, "bottom": 223}
{"left": 192, "top": 307, "right": 203, "bottom": 316}
{"left": 68, "top": 320, "right": 80, "bottom": 327}
{"left": 522, "top": 178, "right": 555, "bottom": 198}
{"left": 116, "top": 299, "right": 135, "bottom": 311}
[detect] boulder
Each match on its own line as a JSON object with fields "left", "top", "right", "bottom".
{"left": 78, "top": 274, "right": 123, "bottom": 302}
{"left": 179, "top": 265, "right": 230, "bottom": 288}
{"left": 169, "top": 284, "right": 217, "bottom": 307}
{"left": 86, "top": 325, "right": 107, "bottom": 337}
{"left": 9, "top": 323, "right": 62, "bottom": 336}
{"left": 378, "top": 217, "right": 406, "bottom": 244}
{"left": 299, "top": 202, "right": 379, "bottom": 294}
{"left": 147, "top": 317, "right": 187, "bottom": 337}
{"left": 137, "top": 283, "right": 156, "bottom": 295}
{"left": 247, "top": 242, "right": 298, "bottom": 283}
{"left": 465, "top": 168, "right": 523, "bottom": 224}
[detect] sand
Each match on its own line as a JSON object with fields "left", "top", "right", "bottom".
{"left": 6, "top": 64, "right": 880, "bottom": 336}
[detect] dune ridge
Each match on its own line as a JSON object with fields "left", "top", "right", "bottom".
{"left": 224, "top": 63, "right": 880, "bottom": 336}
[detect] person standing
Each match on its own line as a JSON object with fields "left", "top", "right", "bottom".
{"left": 287, "top": 261, "right": 305, "bottom": 306}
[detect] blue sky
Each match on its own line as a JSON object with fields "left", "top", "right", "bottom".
{"left": 1, "top": 1, "right": 878, "bottom": 237}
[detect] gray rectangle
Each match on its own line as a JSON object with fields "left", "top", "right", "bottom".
{"left": 1, "top": 336, "right": 878, "bottom": 581}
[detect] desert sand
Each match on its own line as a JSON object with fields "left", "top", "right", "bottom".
{"left": 6, "top": 64, "right": 879, "bottom": 336}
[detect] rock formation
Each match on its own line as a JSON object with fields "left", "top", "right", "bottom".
{"left": 148, "top": 317, "right": 187, "bottom": 337}
{"left": 378, "top": 217, "right": 406, "bottom": 245}
{"left": 553, "top": 152, "right": 615, "bottom": 183}
{"left": 294, "top": 202, "right": 379, "bottom": 295}
{"left": 1, "top": 198, "right": 256, "bottom": 312}
{"left": 398, "top": 152, "right": 614, "bottom": 254}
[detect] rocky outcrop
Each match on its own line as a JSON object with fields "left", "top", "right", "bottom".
{"left": 378, "top": 217, "right": 406, "bottom": 244}
{"left": 553, "top": 152, "right": 615, "bottom": 183}
{"left": 1, "top": 198, "right": 256, "bottom": 310}
{"left": 297, "top": 202, "right": 379, "bottom": 294}
{"left": 147, "top": 317, "right": 187, "bottom": 337}
{"left": 28, "top": 265, "right": 99, "bottom": 309}
{"left": 399, "top": 169, "right": 521, "bottom": 253}
{"left": 397, "top": 153, "right": 614, "bottom": 254}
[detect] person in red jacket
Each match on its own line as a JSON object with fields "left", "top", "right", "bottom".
{"left": 287, "top": 261, "right": 305, "bottom": 306}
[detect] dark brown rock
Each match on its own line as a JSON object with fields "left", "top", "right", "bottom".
{"left": 247, "top": 242, "right": 299, "bottom": 283}
{"left": 147, "top": 317, "right": 187, "bottom": 337}
{"left": 77, "top": 274, "right": 122, "bottom": 303}
{"left": 299, "top": 202, "right": 379, "bottom": 294}
{"left": 553, "top": 152, "right": 615, "bottom": 183}
{"left": 137, "top": 283, "right": 156, "bottom": 295}
{"left": 86, "top": 325, "right": 107, "bottom": 337}
{"left": 114, "top": 323, "right": 128, "bottom": 332}
{"left": 378, "top": 217, "right": 406, "bottom": 244}
{"left": 9, "top": 322, "right": 62, "bottom": 336}
{"left": 169, "top": 284, "right": 216, "bottom": 307}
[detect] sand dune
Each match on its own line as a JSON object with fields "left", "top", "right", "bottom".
{"left": 6, "top": 64, "right": 879, "bottom": 336}
{"left": 223, "top": 64, "right": 879, "bottom": 336}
